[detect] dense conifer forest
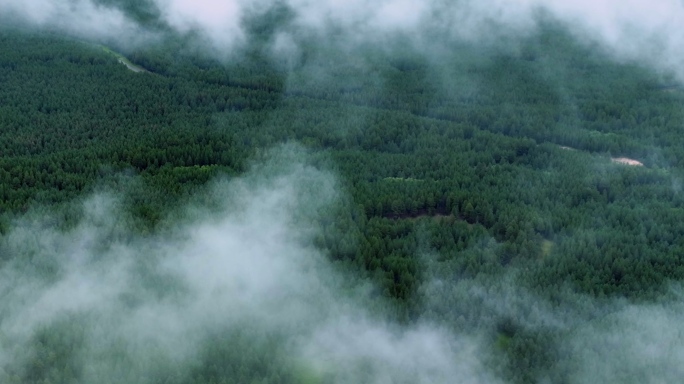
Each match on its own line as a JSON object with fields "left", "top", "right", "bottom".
{"left": 1, "top": 7, "right": 684, "bottom": 383}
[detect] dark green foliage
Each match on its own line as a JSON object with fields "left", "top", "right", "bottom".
{"left": 2, "top": 25, "right": 684, "bottom": 383}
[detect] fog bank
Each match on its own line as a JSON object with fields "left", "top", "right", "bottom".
{"left": 3, "top": 0, "right": 682, "bottom": 79}
{"left": 0, "top": 147, "right": 498, "bottom": 383}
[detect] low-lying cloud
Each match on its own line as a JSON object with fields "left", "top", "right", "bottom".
{"left": 0, "top": 147, "right": 683, "bottom": 383}
{"left": 0, "top": 0, "right": 145, "bottom": 41}
{"left": 0, "top": 147, "right": 499, "bottom": 383}
{"left": 553, "top": 297, "right": 684, "bottom": 384}
{"left": 4, "top": 0, "right": 682, "bottom": 80}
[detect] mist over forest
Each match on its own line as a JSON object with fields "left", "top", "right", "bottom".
{"left": 1, "top": 1, "right": 684, "bottom": 383}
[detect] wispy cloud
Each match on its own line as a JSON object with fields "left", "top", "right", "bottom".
{"left": 4, "top": 0, "right": 684, "bottom": 79}
{"left": 0, "top": 0, "right": 145, "bottom": 41}
{"left": 0, "top": 146, "right": 498, "bottom": 383}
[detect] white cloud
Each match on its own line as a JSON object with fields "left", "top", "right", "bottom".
{"left": 0, "top": 147, "right": 497, "bottom": 383}
{"left": 154, "top": 0, "right": 246, "bottom": 49}
{"left": 0, "top": 0, "right": 143, "bottom": 41}
{"left": 3, "top": 0, "right": 684, "bottom": 79}
{"left": 565, "top": 301, "right": 684, "bottom": 383}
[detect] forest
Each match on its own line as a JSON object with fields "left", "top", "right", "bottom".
{"left": 1, "top": 4, "right": 684, "bottom": 383}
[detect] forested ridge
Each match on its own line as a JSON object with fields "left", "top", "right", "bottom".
{"left": 1, "top": 23, "right": 684, "bottom": 383}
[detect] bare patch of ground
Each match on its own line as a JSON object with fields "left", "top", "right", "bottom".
{"left": 557, "top": 145, "right": 644, "bottom": 167}
{"left": 611, "top": 157, "right": 643, "bottom": 166}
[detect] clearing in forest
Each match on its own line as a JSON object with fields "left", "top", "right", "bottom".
{"left": 611, "top": 157, "right": 643, "bottom": 166}
{"left": 557, "top": 145, "right": 644, "bottom": 167}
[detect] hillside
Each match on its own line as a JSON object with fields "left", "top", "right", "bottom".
{"left": 1, "top": 24, "right": 684, "bottom": 383}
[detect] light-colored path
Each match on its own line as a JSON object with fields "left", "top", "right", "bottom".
{"left": 97, "top": 44, "right": 148, "bottom": 73}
